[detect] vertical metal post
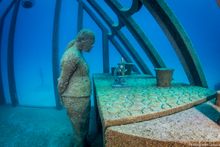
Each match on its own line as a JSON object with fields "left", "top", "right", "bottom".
{"left": 0, "top": 0, "right": 17, "bottom": 105}
{"left": 0, "top": 17, "right": 5, "bottom": 105}
{"left": 52, "top": 0, "right": 62, "bottom": 109}
{"left": 7, "top": 0, "right": 20, "bottom": 106}
{"left": 77, "top": 0, "right": 83, "bottom": 32}
{"left": 102, "top": 32, "right": 109, "bottom": 73}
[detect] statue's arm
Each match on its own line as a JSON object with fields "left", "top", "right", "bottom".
{"left": 58, "top": 54, "right": 78, "bottom": 95}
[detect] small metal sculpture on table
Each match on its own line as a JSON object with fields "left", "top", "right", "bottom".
{"left": 112, "top": 58, "right": 133, "bottom": 88}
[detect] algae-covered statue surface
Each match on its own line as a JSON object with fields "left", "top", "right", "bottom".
{"left": 58, "top": 29, "right": 95, "bottom": 147}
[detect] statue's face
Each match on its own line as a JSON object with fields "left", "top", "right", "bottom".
{"left": 77, "top": 34, "right": 95, "bottom": 52}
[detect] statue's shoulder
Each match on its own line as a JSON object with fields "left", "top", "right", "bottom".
{"left": 62, "top": 48, "right": 81, "bottom": 66}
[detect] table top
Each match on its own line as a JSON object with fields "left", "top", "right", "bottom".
{"left": 93, "top": 74, "right": 216, "bottom": 128}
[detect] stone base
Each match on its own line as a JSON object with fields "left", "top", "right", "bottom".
{"left": 106, "top": 104, "right": 220, "bottom": 147}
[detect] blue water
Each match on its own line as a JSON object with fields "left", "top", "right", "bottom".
{"left": 0, "top": 0, "right": 219, "bottom": 107}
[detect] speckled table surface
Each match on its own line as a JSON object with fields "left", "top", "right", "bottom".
{"left": 93, "top": 74, "right": 216, "bottom": 128}
{"left": 106, "top": 103, "right": 220, "bottom": 147}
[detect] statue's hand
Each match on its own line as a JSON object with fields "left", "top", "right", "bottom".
{"left": 58, "top": 79, "right": 68, "bottom": 95}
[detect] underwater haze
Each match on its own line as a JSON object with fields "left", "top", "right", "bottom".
{"left": 0, "top": 0, "right": 220, "bottom": 107}
{"left": 0, "top": 0, "right": 220, "bottom": 146}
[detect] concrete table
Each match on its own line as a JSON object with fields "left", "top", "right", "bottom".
{"left": 93, "top": 74, "right": 219, "bottom": 147}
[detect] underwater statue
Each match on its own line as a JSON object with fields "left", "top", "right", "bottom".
{"left": 58, "top": 29, "right": 95, "bottom": 147}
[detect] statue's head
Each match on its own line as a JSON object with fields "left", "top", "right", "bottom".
{"left": 76, "top": 29, "right": 95, "bottom": 52}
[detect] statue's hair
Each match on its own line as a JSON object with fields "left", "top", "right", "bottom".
{"left": 67, "top": 29, "right": 95, "bottom": 49}
{"left": 67, "top": 39, "right": 76, "bottom": 49}
{"left": 76, "top": 29, "right": 95, "bottom": 42}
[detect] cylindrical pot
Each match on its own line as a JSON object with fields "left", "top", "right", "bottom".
{"left": 155, "top": 68, "right": 174, "bottom": 87}
{"left": 216, "top": 91, "right": 220, "bottom": 106}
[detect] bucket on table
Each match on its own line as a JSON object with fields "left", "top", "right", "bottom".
{"left": 216, "top": 91, "right": 220, "bottom": 106}
{"left": 155, "top": 68, "right": 174, "bottom": 87}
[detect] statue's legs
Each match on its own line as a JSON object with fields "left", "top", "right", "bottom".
{"left": 62, "top": 96, "right": 90, "bottom": 147}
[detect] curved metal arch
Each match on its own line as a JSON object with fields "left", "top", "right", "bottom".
{"left": 82, "top": 2, "right": 140, "bottom": 73}
{"left": 119, "top": 0, "right": 143, "bottom": 16}
{"left": 104, "top": 0, "right": 166, "bottom": 68}
{"left": 112, "top": 0, "right": 143, "bottom": 29}
{"left": 52, "top": 0, "right": 62, "bottom": 109}
{"left": 0, "top": 0, "right": 17, "bottom": 105}
{"left": 7, "top": 0, "right": 21, "bottom": 106}
{"left": 87, "top": 0, "right": 122, "bottom": 32}
{"left": 87, "top": 0, "right": 152, "bottom": 74}
{"left": 141, "top": 0, "right": 207, "bottom": 87}
{"left": 82, "top": 2, "right": 110, "bottom": 73}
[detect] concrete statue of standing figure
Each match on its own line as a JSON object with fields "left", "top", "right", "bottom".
{"left": 57, "top": 29, "right": 95, "bottom": 147}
